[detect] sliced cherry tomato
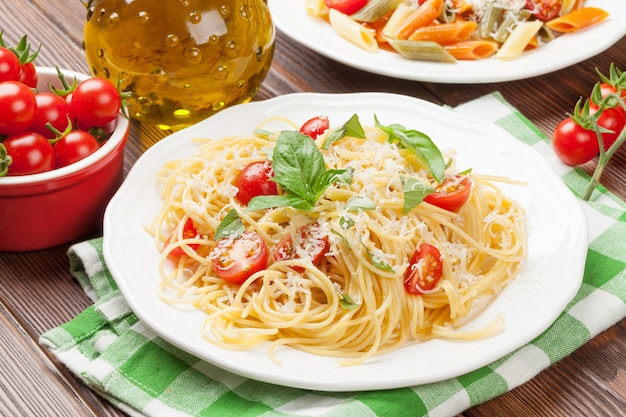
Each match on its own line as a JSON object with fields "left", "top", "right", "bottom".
{"left": 589, "top": 104, "right": 626, "bottom": 151}
{"left": 19, "top": 62, "right": 38, "bottom": 88}
{"left": 525, "top": 0, "right": 562, "bottom": 21}
{"left": 299, "top": 115, "right": 330, "bottom": 139}
{"left": 0, "top": 80, "right": 37, "bottom": 135}
{"left": 404, "top": 243, "right": 443, "bottom": 295}
{"left": 235, "top": 161, "right": 278, "bottom": 205}
{"left": 30, "top": 92, "right": 73, "bottom": 138}
{"left": 210, "top": 231, "right": 269, "bottom": 284}
{"left": 2, "top": 132, "right": 55, "bottom": 175}
{"left": 70, "top": 77, "right": 121, "bottom": 127}
{"left": 552, "top": 117, "right": 600, "bottom": 166}
{"left": 0, "top": 47, "right": 21, "bottom": 82}
{"left": 273, "top": 223, "right": 330, "bottom": 270}
{"left": 54, "top": 130, "right": 100, "bottom": 168}
{"left": 324, "top": 0, "right": 368, "bottom": 15}
{"left": 424, "top": 175, "right": 472, "bottom": 212}
{"left": 163, "top": 217, "right": 200, "bottom": 259}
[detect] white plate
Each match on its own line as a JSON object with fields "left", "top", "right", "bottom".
{"left": 103, "top": 93, "right": 587, "bottom": 391}
{"left": 268, "top": 0, "right": 626, "bottom": 83}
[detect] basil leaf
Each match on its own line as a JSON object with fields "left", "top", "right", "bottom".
{"left": 338, "top": 292, "right": 360, "bottom": 310}
{"left": 402, "top": 176, "right": 435, "bottom": 214}
{"left": 322, "top": 114, "right": 365, "bottom": 149}
{"left": 272, "top": 130, "right": 327, "bottom": 200}
{"left": 346, "top": 196, "right": 375, "bottom": 212}
{"left": 339, "top": 216, "right": 355, "bottom": 229}
{"left": 246, "top": 194, "right": 313, "bottom": 212}
{"left": 312, "top": 167, "right": 354, "bottom": 202}
{"left": 214, "top": 209, "right": 244, "bottom": 239}
{"left": 375, "top": 115, "right": 445, "bottom": 183}
{"left": 331, "top": 228, "right": 351, "bottom": 249}
{"left": 360, "top": 239, "right": 394, "bottom": 272}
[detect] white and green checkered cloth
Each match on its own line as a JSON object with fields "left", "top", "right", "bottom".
{"left": 40, "top": 92, "right": 626, "bottom": 417}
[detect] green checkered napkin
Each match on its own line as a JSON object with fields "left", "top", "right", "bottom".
{"left": 40, "top": 92, "right": 626, "bottom": 417}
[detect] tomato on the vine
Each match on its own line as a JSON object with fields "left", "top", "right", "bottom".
{"left": 552, "top": 117, "right": 600, "bottom": 166}
{"left": 300, "top": 115, "right": 330, "bottom": 139}
{"left": 525, "top": 0, "right": 562, "bottom": 21}
{"left": 324, "top": 0, "right": 368, "bottom": 15}
{"left": 53, "top": 130, "right": 100, "bottom": 168}
{"left": 70, "top": 77, "right": 121, "bottom": 127}
{"left": 404, "top": 243, "right": 443, "bottom": 295}
{"left": 2, "top": 132, "right": 55, "bottom": 175}
{"left": 590, "top": 104, "right": 626, "bottom": 151}
{"left": 0, "top": 80, "right": 37, "bottom": 135}
{"left": 273, "top": 223, "right": 330, "bottom": 269}
{"left": 30, "top": 92, "right": 73, "bottom": 138}
{"left": 424, "top": 175, "right": 472, "bottom": 212}
{"left": 210, "top": 231, "right": 269, "bottom": 284}
{"left": 0, "top": 47, "right": 21, "bottom": 82}
{"left": 235, "top": 161, "right": 278, "bottom": 205}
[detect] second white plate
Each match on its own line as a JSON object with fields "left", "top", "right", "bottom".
{"left": 268, "top": 0, "right": 626, "bottom": 83}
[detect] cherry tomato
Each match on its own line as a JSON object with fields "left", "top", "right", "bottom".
{"left": 70, "top": 77, "right": 121, "bottom": 127}
{"left": 0, "top": 81, "right": 37, "bottom": 135}
{"left": 2, "top": 132, "right": 55, "bottom": 175}
{"left": 54, "top": 130, "right": 100, "bottom": 168}
{"left": 525, "top": 0, "right": 562, "bottom": 21}
{"left": 30, "top": 92, "right": 73, "bottom": 138}
{"left": 0, "top": 47, "right": 21, "bottom": 82}
{"left": 273, "top": 223, "right": 330, "bottom": 270}
{"left": 552, "top": 117, "right": 599, "bottom": 166}
{"left": 404, "top": 243, "right": 443, "bottom": 295}
{"left": 299, "top": 115, "right": 330, "bottom": 139}
{"left": 19, "top": 62, "right": 38, "bottom": 88}
{"left": 210, "top": 231, "right": 269, "bottom": 284}
{"left": 424, "top": 175, "right": 472, "bottom": 212}
{"left": 163, "top": 217, "right": 200, "bottom": 260}
{"left": 324, "top": 0, "right": 368, "bottom": 15}
{"left": 589, "top": 105, "right": 626, "bottom": 151}
{"left": 235, "top": 161, "right": 278, "bottom": 205}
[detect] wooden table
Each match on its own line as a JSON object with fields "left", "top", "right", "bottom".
{"left": 1, "top": 1, "right": 624, "bottom": 416}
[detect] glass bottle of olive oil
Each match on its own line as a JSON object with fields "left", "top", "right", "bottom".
{"left": 83, "top": 0, "right": 274, "bottom": 131}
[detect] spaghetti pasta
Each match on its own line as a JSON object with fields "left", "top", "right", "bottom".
{"left": 150, "top": 115, "right": 527, "bottom": 366}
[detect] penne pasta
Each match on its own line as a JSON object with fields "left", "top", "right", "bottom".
{"left": 443, "top": 40, "right": 499, "bottom": 60}
{"left": 386, "top": 38, "right": 457, "bottom": 62}
{"left": 329, "top": 8, "right": 379, "bottom": 52}
{"left": 350, "top": 0, "right": 404, "bottom": 23}
{"left": 308, "top": 0, "right": 610, "bottom": 63}
{"left": 305, "top": 0, "right": 327, "bottom": 17}
{"left": 546, "top": 7, "right": 609, "bottom": 33}
{"left": 408, "top": 21, "right": 477, "bottom": 44}
{"left": 388, "top": 0, "right": 444, "bottom": 40}
{"left": 496, "top": 20, "right": 543, "bottom": 60}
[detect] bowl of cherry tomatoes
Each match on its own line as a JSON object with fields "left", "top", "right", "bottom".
{"left": 0, "top": 66, "right": 130, "bottom": 252}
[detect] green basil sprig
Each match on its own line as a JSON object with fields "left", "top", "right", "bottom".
{"left": 246, "top": 130, "right": 354, "bottom": 212}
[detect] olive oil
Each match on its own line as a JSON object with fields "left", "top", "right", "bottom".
{"left": 83, "top": 0, "right": 274, "bottom": 131}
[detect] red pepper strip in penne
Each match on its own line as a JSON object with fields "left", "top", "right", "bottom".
{"left": 395, "top": 0, "right": 444, "bottom": 40}
{"left": 546, "top": 7, "right": 609, "bottom": 33}
{"left": 444, "top": 40, "right": 499, "bottom": 60}
{"left": 408, "top": 21, "right": 477, "bottom": 44}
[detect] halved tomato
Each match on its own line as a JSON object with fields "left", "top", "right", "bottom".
{"left": 163, "top": 217, "right": 200, "bottom": 259}
{"left": 273, "top": 223, "right": 330, "bottom": 270}
{"left": 424, "top": 175, "right": 472, "bottom": 212}
{"left": 210, "top": 231, "right": 269, "bottom": 284}
{"left": 404, "top": 243, "right": 443, "bottom": 295}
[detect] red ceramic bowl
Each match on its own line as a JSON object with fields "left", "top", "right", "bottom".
{"left": 0, "top": 67, "right": 130, "bottom": 252}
